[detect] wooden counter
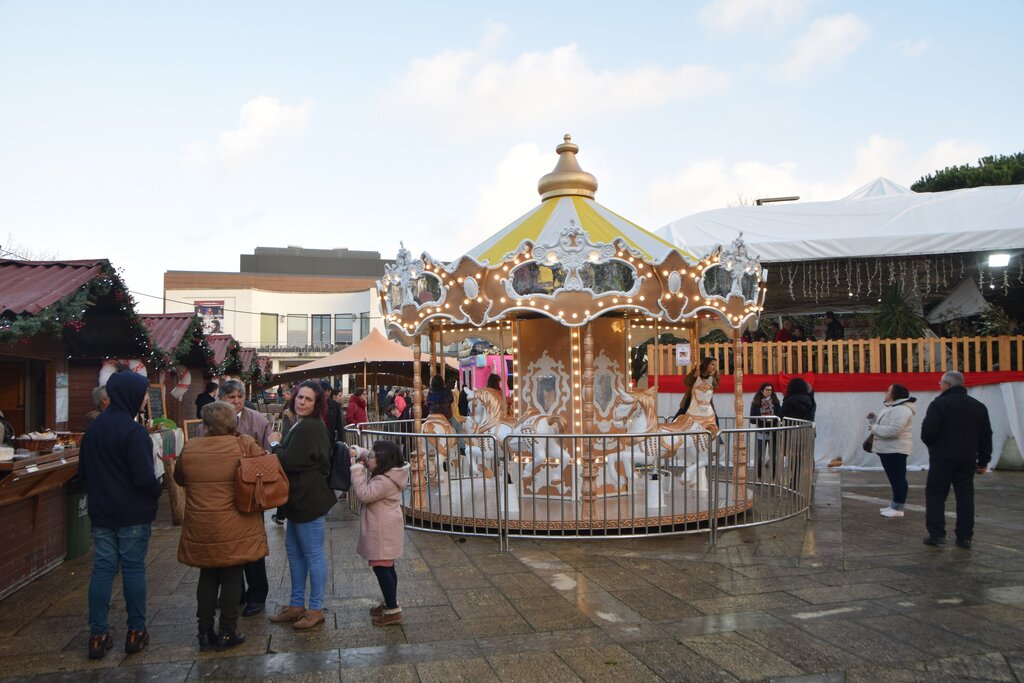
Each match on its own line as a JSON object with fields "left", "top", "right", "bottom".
{"left": 0, "top": 448, "right": 80, "bottom": 599}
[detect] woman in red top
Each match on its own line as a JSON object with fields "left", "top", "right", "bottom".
{"left": 346, "top": 388, "right": 368, "bottom": 425}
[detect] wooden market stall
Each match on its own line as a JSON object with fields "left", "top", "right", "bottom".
{"left": 0, "top": 259, "right": 165, "bottom": 597}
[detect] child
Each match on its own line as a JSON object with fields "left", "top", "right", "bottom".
{"left": 351, "top": 441, "right": 409, "bottom": 626}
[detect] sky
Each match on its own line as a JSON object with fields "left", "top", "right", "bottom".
{"left": 1, "top": 1, "right": 1021, "bottom": 314}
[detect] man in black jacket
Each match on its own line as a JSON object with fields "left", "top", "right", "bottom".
{"left": 920, "top": 370, "right": 992, "bottom": 549}
{"left": 79, "top": 371, "right": 163, "bottom": 659}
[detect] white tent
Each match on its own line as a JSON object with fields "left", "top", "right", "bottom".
{"left": 658, "top": 179, "right": 1024, "bottom": 263}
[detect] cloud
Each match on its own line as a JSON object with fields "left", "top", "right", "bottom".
{"left": 182, "top": 96, "right": 312, "bottom": 168}
{"left": 379, "top": 25, "right": 729, "bottom": 138}
{"left": 779, "top": 14, "right": 870, "bottom": 80}
{"left": 642, "top": 135, "right": 988, "bottom": 223}
{"left": 700, "top": 0, "right": 810, "bottom": 32}
{"left": 889, "top": 38, "right": 929, "bottom": 57}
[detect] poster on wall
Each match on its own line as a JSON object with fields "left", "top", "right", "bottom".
{"left": 194, "top": 300, "right": 225, "bottom": 335}
{"left": 675, "top": 342, "right": 691, "bottom": 366}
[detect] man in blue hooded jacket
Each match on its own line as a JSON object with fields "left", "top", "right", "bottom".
{"left": 79, "top": 370, "right": 163, "bottom": 659}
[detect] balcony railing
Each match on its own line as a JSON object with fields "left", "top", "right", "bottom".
{"left": 257, "top": 343, "right": 351, "bottom": 355}
{"left": 655, "top": 335, "right": 1024, "bottom": 375}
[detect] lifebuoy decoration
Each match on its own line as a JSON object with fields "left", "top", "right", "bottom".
{"left": 170, "top": 365, "right": 192, "bottom": 400}
{"left": 99, "top": 359, "right": 148, "bottom": 386}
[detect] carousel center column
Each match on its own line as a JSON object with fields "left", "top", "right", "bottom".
{"left": 410, "top": 341, "right": 426, "bottom": 509}
{"left": 732, "top": 329, "right": 747, "bottom": 490}
{"left": 580, "top": 323, "right": 597, "bottom": 523}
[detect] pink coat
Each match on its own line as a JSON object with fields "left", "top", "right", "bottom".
{"left": 351, "top": 463, "right": 409, "bottom": 561}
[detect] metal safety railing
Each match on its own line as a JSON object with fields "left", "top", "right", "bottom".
{"left": 347, "top": 417, "right": 815, "bottom": 550}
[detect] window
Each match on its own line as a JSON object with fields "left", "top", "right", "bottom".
{"left": 260, "top": 313, "right": 278, "bottom": 345}
{"left": 312, "top": 315, "right": 331, "bottom": 344}
{"left": 286, "top": 315, "right": 308, "bottom": 346}
{"left": 335, "top": 315, "right": 353, "bottom": 345}
{"left": 359, "top": 312, "right": 370, "bottom": 338}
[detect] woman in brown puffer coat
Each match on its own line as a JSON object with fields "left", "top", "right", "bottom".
{"left": 174, "top": 400, "right": 269, "bottom": 652}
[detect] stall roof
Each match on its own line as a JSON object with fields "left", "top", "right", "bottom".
{"left": 206, "top": 334, "right": 240, "bottom": 368}
{"left": 0, "top": 259, "right": 108, "bottom": 316}
{"left": 141, "top": 313, "right": 196, "bottom": 353}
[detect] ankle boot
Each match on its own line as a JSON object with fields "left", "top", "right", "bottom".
{"left": 293, "top": 609, "right": 325, "bottom": 630}
{"left": 269, "top": 605, "right": 306, "bottom": 623}
{"left": 197, "top": 627, "right": 218, "bottom": 652}
{"left": 373, "top": 606, "right": 403, "bottom": 626}
{"left": 215, "top": 628, "right": 246, "bottom": 651}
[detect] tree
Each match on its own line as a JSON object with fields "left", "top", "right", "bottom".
{"left": 871, "top": 286, "right": 927, "bottom": 339}
{"left": 911, "top": 152, "right": 1024, "bottom": 192}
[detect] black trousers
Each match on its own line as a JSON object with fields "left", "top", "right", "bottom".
{"left": 925, "top": 459, "right": 976, "bottom": 541}
{"left": 878, "top": 452, "right": 908, "bottom": 505}
{"left": 197, "top": 565, "right": 244, "bottom": 633}
{"left": 241, "top": 557, "right": 269, "bottom": 605}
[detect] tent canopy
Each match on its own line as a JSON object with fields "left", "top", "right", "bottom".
{"left": 271, "top": 328, "right": 457, "bottom": 385}
{"left": 658, "top": 179, "right": 1024, "bottom": 263}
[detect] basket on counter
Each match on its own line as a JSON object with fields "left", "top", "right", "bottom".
{"left": 13, "top": 432, "right": 83, "bottom": 452}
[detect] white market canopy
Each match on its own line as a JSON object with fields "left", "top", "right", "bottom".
{"left": 658, "top": 178, "right": 1024, "bottom": 263}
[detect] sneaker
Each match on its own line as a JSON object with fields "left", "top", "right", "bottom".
{"left": 923, "top": 536, "right": 945, "bottom": 546}
{"left": 373, "top": 606, "right": 403, "bottom": 627}
{"left": 879, "top": 506, "right": 892, "bottom": 512}
{"left": 88, "top": 633, "right": 113, "bottom": 660}
{"left": 215, "top": 629, "right": 246, "bottom": 651}
{"left": 879, "top": 508, "right": 904, "bottom": 518}
{"left": 271, "top": 514, "right": 285, "bottom": 525}
{"left": 955, "top": 538, "right": 972, "bottom": 549}
{"left": 124, "top": 629, "right": 149, "bottom": 654}
{"left": 242, "top": 602, "right": 265, "bottom": 617}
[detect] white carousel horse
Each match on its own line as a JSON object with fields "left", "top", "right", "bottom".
{"left": 463, "top": 387, "right": 515, "bottom": 478}
{"left": 420, "top": 412, "right": 459, "bottom": 487}
{"left": 608, "top": 386, "right": 720, "bottom": 491}
{"left": 464, "top": 388, "right": 570, "bottom": 492}
{"left": 507, "top": 410, "right": 569, "bottom": 494}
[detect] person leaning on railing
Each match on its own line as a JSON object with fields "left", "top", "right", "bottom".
{"left": 749, "top": 382, "right": 781, "bottom": 479}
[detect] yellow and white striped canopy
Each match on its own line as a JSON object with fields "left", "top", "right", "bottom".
{"left": 464, "top": 196, "right": 695, "bottom": 266}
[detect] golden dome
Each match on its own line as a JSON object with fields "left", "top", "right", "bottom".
{"left": 537, "top": 134, "right": 598, "bottom": 201}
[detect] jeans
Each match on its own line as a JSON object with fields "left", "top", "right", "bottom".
{"left": 926, "top": 458, "right": 976, "bottom": 541}
{"left": 197, "top": 565, "right": 244, "bottom": 633}
{"left": 877, "top": 452, "right": 908, "bottom": 508}
{"left": 88, "top": 524, "right": 152, "bottom": 636}
{"left": 285, "top": 516, "right": 327, "bottom": 610}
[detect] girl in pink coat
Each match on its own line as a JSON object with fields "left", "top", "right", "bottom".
{"left": 351, "top": 440, "right": 409, "bottom": 626}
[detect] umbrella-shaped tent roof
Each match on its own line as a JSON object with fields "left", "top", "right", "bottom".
{"left": 272, "top": 328, "right": 456, "bottom": 384}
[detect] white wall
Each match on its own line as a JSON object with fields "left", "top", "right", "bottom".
{"left": 658, "top": 384, "right": 1022, "bottom": 470}
{"left": 165, "top": 286, "right": 383, "bottom": 347}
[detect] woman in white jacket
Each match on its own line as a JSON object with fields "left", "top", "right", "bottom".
{"left": 866, "top": 384, "right": 917, "bottom": 518}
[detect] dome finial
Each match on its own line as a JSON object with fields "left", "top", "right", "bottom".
{"left": 537, "top": 133, "right": 598, "bottom": 201}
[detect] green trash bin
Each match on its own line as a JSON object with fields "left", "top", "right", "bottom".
{"left": 66, "top": 492, "right": 91, "bottom": 560}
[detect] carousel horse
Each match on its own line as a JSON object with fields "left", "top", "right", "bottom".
{"left": 420, "top": 412, "right": 459, "bottom": 486}
{"left": 464, "top": 388, "right": 570, "bottom": 490}
{"left": 463, "top": 387, "right": 515, "bottom": 478}
{"left": 609, "top": 385, "right": 720, "bottom": 491}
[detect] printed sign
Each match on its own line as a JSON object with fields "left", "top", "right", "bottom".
{"left": 194, "top": 300, "right": 225, "bottom": 335}
{"left": 675, "top": 343, "right": 691, "bottom": 367}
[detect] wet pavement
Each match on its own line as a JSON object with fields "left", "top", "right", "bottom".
{"left": 2, "top": 469, "right": 1024, "bottom": 682}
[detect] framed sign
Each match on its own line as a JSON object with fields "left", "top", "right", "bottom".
{"left": 675, "top": 343, "right": 691, "bottom": 367}
{"left": 182, "top": 419, "right": 204, "bottom": 442}
{"left": 147, "top": 385, "right": 166, "bottom": 421}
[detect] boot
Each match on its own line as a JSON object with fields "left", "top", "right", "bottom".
{"left": 269, "top": 605, "right": 306, "bottom": 623}
{"left": 369, "top": 602, "right": 385, "bottom": 618}
{"left": 197, "top": 627, "right": 218, "bottom": 652}
{"left": 215, "top": 628, "right": 246, "bottom": 651}
{"left": 293, "top": 609, "right": 325, "bottom": 630}
{"left": 373, "top": 606, "right": 403, "bottom": 627}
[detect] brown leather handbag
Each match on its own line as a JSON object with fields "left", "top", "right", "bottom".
{"left": 235, "top": 441, "right": 289, "bottom": 513}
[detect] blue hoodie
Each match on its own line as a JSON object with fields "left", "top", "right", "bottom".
{"left": 79, "top": 371, "right": 162, "bottom": 528}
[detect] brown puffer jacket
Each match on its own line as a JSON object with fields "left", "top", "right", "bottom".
{"left": 174, "top": 433, "right": 269, "bottom": 568}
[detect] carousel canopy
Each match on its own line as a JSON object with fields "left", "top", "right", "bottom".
{"left": 379, "top": 135, "right": 767, "bottom": 336}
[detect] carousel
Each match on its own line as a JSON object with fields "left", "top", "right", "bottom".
{"left": 374, "top": 135, "right": 774, "bottom": 537}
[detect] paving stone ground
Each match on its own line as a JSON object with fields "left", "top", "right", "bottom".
{"left": 2, "top": 469, "right": 1024, "bottom": 682}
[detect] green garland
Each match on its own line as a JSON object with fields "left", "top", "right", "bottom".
{"left": 0, "top": 261, "right": 171, "bottom": 371}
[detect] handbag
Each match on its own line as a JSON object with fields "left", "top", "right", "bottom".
{"left": 235, "top": 439, "right": 289, "bottom": 513}
{"left": 862, "top": 433, "right": 874, "bottom": 453}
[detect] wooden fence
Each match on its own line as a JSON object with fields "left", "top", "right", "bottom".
{"left": 656, "top": 336, "right": 1024, "bottom": 376}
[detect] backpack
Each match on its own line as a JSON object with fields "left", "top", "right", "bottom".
{"left": 328, "top": 440, "right": 351, "bottom": 492}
